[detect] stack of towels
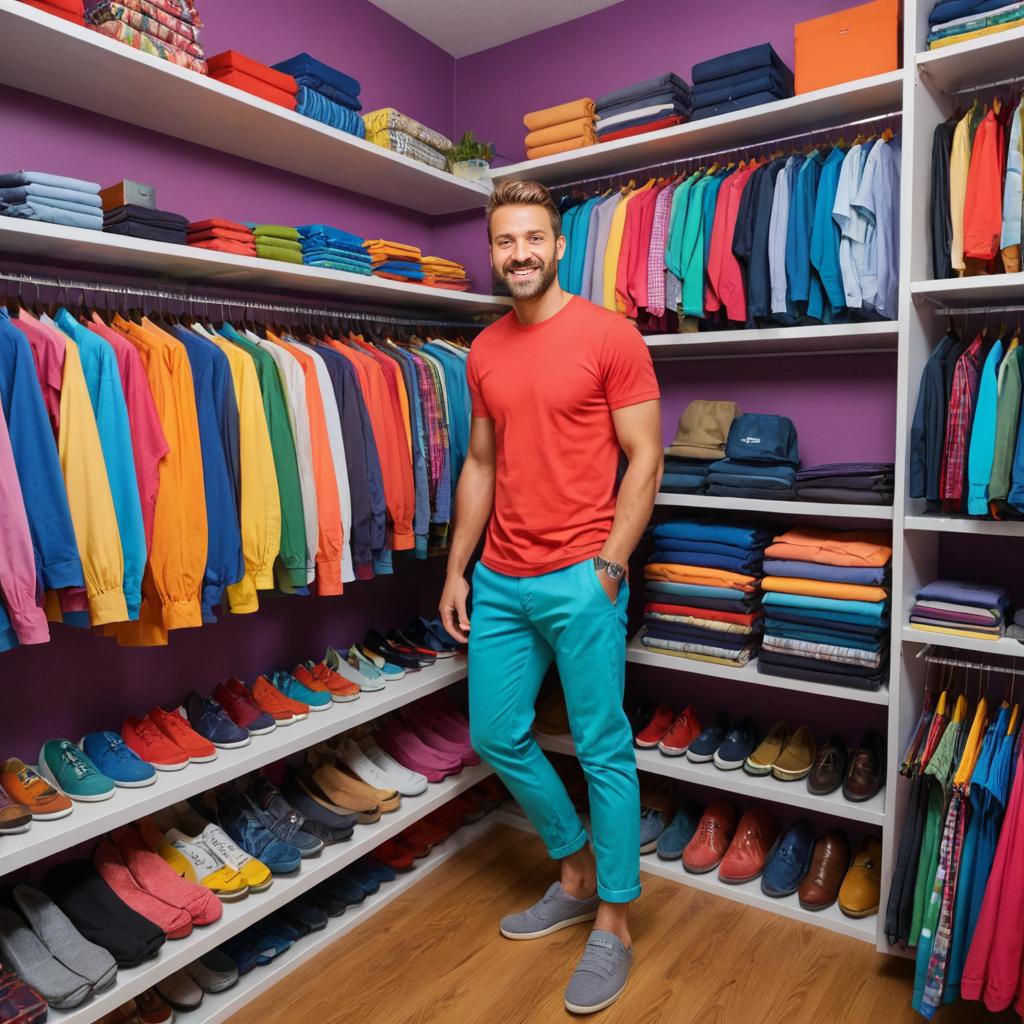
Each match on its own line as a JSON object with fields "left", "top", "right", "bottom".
{"left": 795, "top": 463, "right": 896, "bottom": 505}
{"left": 85, "top": 0, "right": 207, "bottom": 75}
{"left": 0, "top": 171, "right": 102, "bottom": 230}
{"left": 363, "top": 109, "right": 453, "bottom": 173}
{"left": 22, "top": 0, "right": 84, "bottom": 24}
{"left": 206, "top": 50, "right": 298, "bottom": 110}
{"left": 298, "top": 225, "right": 372, "bottom": 275}
{"left": 186, "top": 218, "right": 255, "bottom": 256}
{"left": 642, "top": 518, "right": 771, "bottom": 668}
{"left": 272, "top": 53, "right": 365, "bottom": 138}
{"left": 760, "top": 526, "right": 892, "bottom": 691}
{"left": 366, "top": 240, "right": 423, "bottom": 282}
{"left": 662, "top": 400, "right": 739, "bottom": 494}
{"left": 708, "top": 413, "right": 800, "bottom": 499}
{"left": 690, "top": 43, "right": 794, "bottom": 122}
{"left": 421, "top": 256, "right": 470, "bottom": 291}
{"left": 909, "top": 580, "right": 1009, "bottom": 641}
{"left": 104, "top": 203, "right": 188, "bottom": 243}
{"left": 927, "top": 0, "right": 1024, "bottom": 49}
{"left": 523, "top": 99, "right": 597, "bottom": 160}
{"left": 595, "top": 73, "right": 691, "bottom": 144}
{"left": 251, "top": 224, "right": 303, "bottom": 265}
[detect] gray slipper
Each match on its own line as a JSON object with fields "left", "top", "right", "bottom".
{"left": 0, "top": 905, "right": 92, "bottom": 1009}
{"left": 13, "top": 885, "right": 118, "bottom": 992}
{"left": 499, "top": 882, "right": 599, "bottom": 939}
{"left": 564, "top": 929, "right": 633, "bottom": 1015}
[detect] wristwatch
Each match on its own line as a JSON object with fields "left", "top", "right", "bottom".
{"left": 594, "top": 555, "right": 626, "bottom": 581}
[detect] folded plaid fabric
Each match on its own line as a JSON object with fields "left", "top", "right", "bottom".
{"left": 90, "top": 16, "right": 207, "bottom": 72}
{"left": 86, "top": 2, "right": 204, "bottom": 58}
{"left": 365, "top": 128, "right": 447, "bottom": 171}
{"left": 362, "top": 108, "right": 452, "bottom": 153}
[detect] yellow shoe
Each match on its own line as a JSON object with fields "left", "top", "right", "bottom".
{"left": 161, "top": 828, "right": 250, "bottom": 900}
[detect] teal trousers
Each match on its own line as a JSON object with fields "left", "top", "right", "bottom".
{"left": 468, "top": 557, "right": 641, "bottom": 902}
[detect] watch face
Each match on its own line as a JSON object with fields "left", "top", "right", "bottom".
{"left": 606, "top": 562, "right": 625, "bottom": 580}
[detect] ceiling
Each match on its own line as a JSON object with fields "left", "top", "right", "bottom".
{"left": 368, "top": 0, "right": 624, "bottom": 57}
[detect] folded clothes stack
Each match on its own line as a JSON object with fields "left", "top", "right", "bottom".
{"left": 690, "top": 42, "right": 794, "bottom": 122}
{"left": 272, "top": 53, "right": 365, "bottom": 138}
{"left": 662, "top": 400, "right": 740, "bottom": 494}
{"left": 708, "top": 413, "right": 800, "bottom": 499}
{"left": 363, "top": 108, "right": 453, "bottom": 173}
{"left": 366, "top": 239, "right": 423, "bottom": 282}
{"left": 206, "top": 50, "right": 298, "bottom": 110}
{"left": 595, "top": 72, "right": 691, "bottom": 144}
{"left": 421, "top": 256, "right": 470, "bottom": 291}
{"left": 0, "top": 170, "right": 103, "bottom": 230}
{"left": 104, "top": 202, "right": 188, "bottom": 243}
{"left": 759, "top": 526, "right": 892, "bottom": 691}
{"left": 187, "top": 218, "right": 256, "bottom": 256}
{"left": 909, "top": 579, "right": 1009, "bottom": 640}
{"left": 523, "top": 99, "right": 597, "bottom": 160}
{"left": 927, "top": 0, "right": 1024, "bottom": 48}
{"left": 250, "top": 224, "right": 303, "bottom": 265}
{"left": 795, "top": 463, "right": 895, "bottom": 505}
{"left": 297, "top": 224, "right": 372, "bottom": 275}
{"left": 643, "top": 518, "right": 772, "bottom": 668}
{"left": 85, "top": 0, "right": 207, "bottom": 75}
{"left": 20, "top": 0, "right": 84, "bottom": 24}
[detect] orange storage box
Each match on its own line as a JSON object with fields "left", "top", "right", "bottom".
{"left": 794, "top": 0, "right": 901, "bottom": 95}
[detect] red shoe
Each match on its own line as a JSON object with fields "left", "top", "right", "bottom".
{"left": 683, "top": 800, "right": 738, "bottom": 874}
{"left": 394, "top": 820, "right": 448, "bottom": 857}
{"left": 249, "top": 675, "right": 308, "bottom": 723}
{"left": 635, "top": 705, "right": 675, "bottom": 748}
{"left": 305, "top": 661, "right": 361, "bottom": 702}
{"left": 213, "top": 680, "right": 278, "bottom": 735}
{"left": 372, "top": 839, "right": 416, "bottom": 870}
{"left": 658, "top": 706, "right": 702, "bottom": 757}
{"left": 719, "top": 806, "right": 780, "bottom": 884}
{"left": 147, "top": 708, "right": 217, "bottom": 764}
{"left": 122, "top": 715, "right": 189, "bottom": 771}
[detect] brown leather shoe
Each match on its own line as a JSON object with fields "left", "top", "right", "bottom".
{"left": 843, "top": 728, "right": 884, "bottom": 802}
{"left": 807, "top": 735, "right": 848, "bottom": 796}
{"left": 772, "top": 725, "right": 817, "bottom": 781}
{"left": 798, "top": 830, "right": 851, "bottom": 911}
{"left": 297, "top": 769, "right": 381, "bottom": 824}
{"left": 838, "top": 836, "right": 882, "bottom": 918}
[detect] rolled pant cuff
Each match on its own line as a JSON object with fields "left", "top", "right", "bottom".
{"left": 548, "top": 830, "right": 590, "bottom": 861}
{"left": 597, "top": 882, "right": 642, "bottom": 904}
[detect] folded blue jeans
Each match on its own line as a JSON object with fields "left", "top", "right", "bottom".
{"left": 0, "top": 170, "right": 101, "bottom": 193}
{"left": 709, "top": 458, "right": 797, "bottom": 480}
{"left": 692, "top": 42, "right": 792, "bottom": 87}
{"left": 651, "top": 550, "right": 760, "bottom": 574}
{"left": 0, "top": 201, "right": 103, "bottom": 229}
{"left": 305, "top": 258, "right": 372, "bottom": 274}
{"left": 0, "top": 183, "right": 102, "bottom": 207}
{"left": 653, "top": 537, "right": 759, "bottom": 559}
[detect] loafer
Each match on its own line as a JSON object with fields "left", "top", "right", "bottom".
{"left": 181, "top": 692, "right": 250, "bottom": 750}
{"left": 683, "top": 800, "right": 737, "bottom": 874}
{"left": 340, "top": 862, "right": 381, "bottom": 895}
{"left": 772, "top": 725, "right": 817, "bottom": 782}
{"left": 843, "top": 729, "right": 884, "bottom": 802}
{"left": 719, "top": 806, "right": 780, "bottom": 884}
{"left": 357, "top": 738, "right": 428, "bottom": 796}
{"left": 37, "top": 740, "right": 115, "bottom": 802}
{"left": 634, "top": 704, "right": 674, "bottom": 748}
{"left": 336, "top": 737, "right": 407, "bottom": 797}
{"left": 564, "top": 930, "right": 632, "bottom": 1015}
{"left": 121, "top": 715, "right": 189, "bottom": 771}
{"left": 658, "top": 706, "right": 702, "bottom": 757}
{"left": 713, "top": 717, "right": 758, "bottom": 771}
{"left": 185, "top": 949, "right": 238, "bottom": 993}
{"left": 0, "top": 758, "right": 72, "bottom": 820}
{"left": 838, "top": 836, "right": 882, "bottom": 918}
{"left": 146, "top": 708, "right": 217, "bottom": 763}
{"left": 0, "top": 786, "right": 32, "bottom": 834}
{"left": 807, "top": 735, "right": 848, "bottom": 796}
{"left": 144, "top": 825, "right": 249, "bottom": 901}
{"left": 500, "top": 882, "right": 598, "bottom": 939}
{"left": 371, "top": 839, "right": 416, "bottom": 871}
{"left": 80, "top": 732, "right": 156, "bottom": 789}
{"left": 686, "top": 712, "right": 730, "bottom": 763}
{"left": 761, "top": 819, "right": 815, "bottom": 897}
{"left": 799, "top": 830, "right": 851, "bottom": 911}
{"left": 656, "top": 802, "right": 703, "bottom": 860}
{"left": 213, "top": 680, "right": 277, "bottom": 736}
{"left": 282, "top": 775, "right": 357, "bottom": 835}
{"left": 744, "top": 721, "right": 790, "bottom": 776}
{"left": 245, "top": 779, "right": 325, "bottom": 857}
{"left": 325, "top": 645, "right": 386, "bottom": 692}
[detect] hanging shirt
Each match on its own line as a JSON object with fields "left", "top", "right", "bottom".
{"left": 932, "top": 119, "right": 957, "bottom": 279}
{"left": 941, "top": 334, "right": 985, "bottom": 506}
{"left": 556, "top": 202, "right": 581, "bottom": 292}
{"left": 1001, "top": 99, "right": 1024, "bottom": 273}
{"left": 833, "top": 142, "right": 869, "bottom": 310}
{"left": 991, "top": 341, "right": 1022, "bottom": 509}
{"left": 743, "top": 158, "right": 785, "bottom": 321}
{"left": 602, "top": 182, "right": 652, "bottom": 311}
{"left": 584, "top": 192, "right": 623, "bottom": 305}
{"left": 950, "top": 107, "right": 975, "bottom": 273}
{"left": 852, "top": 136, "right": 900, "bottom": 320}
{"left": 966, "top": 336, "right": 1005, "bottom": 514}
{"left": 786, "top": 151, "right": 824, "bottom": 317}
{"left": 769, "top": 155, "right": 798, "bottom": 316}
{"left": 568, "top": 195, "right": 603, "bottom": 295}
{"left": 963, "top": 108, "right": 1006, "bottom": 263}
{"left": 681, "top": 172, "right": 720, "bottom": 318}
{"left": 15, "top": 307, "right": 64, "bottom": 437}
{"left": 707, "top": 162, "right": 759, "bottom": 322}
{"left": 809, "top": 145, "right": 847, "bottom": 321}
{"left": 645, "top": 180, "right": 677, "bottom": 317}
{"left": 910, "top": 334, "right": 958, "bottom": 502}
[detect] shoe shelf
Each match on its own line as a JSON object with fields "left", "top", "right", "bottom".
{"left": 645, "top": 322, "right": 898, "bottom": 360}
{"left": 534, "top": 733, "right": 886, "bottom": 828}
{"left": 904, "top": 514, "right": 1024, "bottom": 537}
{"left": 626, "top": 636, "right": 891, "bottom": 706}
{"left": 654, "top": 492, "right": 894, "bottom": 521}
{"left": 0, "top": 658, "right": 468, "bottom": 881}
{"left": 172, "top": 813, "right": 501, "bottom": 1024}
{"left": 0, "top": 2, "right": 491, "bottom": 217}
{"left": 0, "top": 220, "right": 511, "bottom": 314}
{"left": 47, "top": 763, "right": 494, "bottom": 1024}
{"left": 916, "top": 23, "right": 1024, "bottom": 95}
{"left": 901, "top": 627, "right": 1024, "bottom": 659}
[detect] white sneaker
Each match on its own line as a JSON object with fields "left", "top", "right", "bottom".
{"left": 325, "top": 646, "right": 386, "bottom": 692}
{"left": 338, "top": 737, "right": 407, "bottom": 793}
{"left": 357, "top": 738, "right": 428, "bottom": 796}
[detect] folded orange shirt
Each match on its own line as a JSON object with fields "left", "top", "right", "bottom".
{"left": 209, "top": 69, "right": 298, "bottom": 110}
{"left": 526, "top": 137, "right": 597, "bottom": 160}
{"left": 644, "top": 602, "right": 761, "bottom": 627}
{"left": 765, "top": 526, "right": 892, "bottom": 568}
{"left": 525, "top": 117, "right": 597, "bottom": 150}
{"left": 762, "top": 576, "right": 889, "bottom": 604}
{"left": 206, "top": 51, "right": 299, "bottom": 94}
{"left": 188, "top": 218, "right": 252, "bottom": 234}
{"left": 523, "top": 98, "right": 596, "bottom": 132}
{"left": 188, "top": 228, "right": 257, "bottom": 246}
{"left": 189, "top": 239, "right": 258, "bottom": 256}
{"left": 645, "top": 563, "right": 758, "bottom": 593}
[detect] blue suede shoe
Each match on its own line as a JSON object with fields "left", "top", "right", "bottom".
{"left": 639, "top": 808, "right": 668, "bottom": 854}
{"left": 714, "top": 717, "right": 759, "bottom": 771}
{"left": 656, "top": 802, "right": 703, "bottom": 860}
{"left": 182, "top": 691, "right": 251, "bottom": 749}
{"left": 245, "top": 779, "right": 324, "bottom": 858}
{"left": 686, "top": 712, "right": 730, "bottom": 763}
{"left": 214, "top": 797, "right": 302, "bottom": 875}
{"left": 356, "top": 855, "right": 397, "bottom": 885}
{"left": 761, "top": 819, "right": 815, "bottom": 897}
{"left": 340, "top": 863, "right": 381, "bottom": 895}
{"left": 80, "top": 731, "right": 157, "bottom": 789}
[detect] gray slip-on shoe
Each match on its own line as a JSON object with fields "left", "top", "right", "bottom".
{"left": 564, "top": 929, "right": 633, "bottom": 1015}
{"left": 499, "top": 882, "right": 599, "bottom": 940}
{"left": 0, "top": 905, "right": 92, "bottom": 1010}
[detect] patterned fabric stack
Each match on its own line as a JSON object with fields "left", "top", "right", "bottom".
{"left": 662, "top": 400, "right": 739, "bottom": 494}
{"left": 420, "top": 256, "right": 470, "bottom": 291}
{"left": 0, "top": 170, "right": 102, "bottom": 230}
{"left": 20, "top": 0, "right": 85, "bottom": 24}
{"left": 909, "top": 580, "right": 1009, "bottom": 641}
{"left": 366, "top": 240, "right": 423, "bottom": 282}
{"left": 85, "top": 0, "right": 207, "bottom": 75}
{"left": 759, "top": 526, "right": 892, "bottom": 691}
{"left": 642, "top": 518, "right": 771, "bottom": 668}
{"left": 272, "top": 53, "right": 365, "bottom": 138}
{"left": 297, "top": 225, "right": 372, "bottom": 275}
{"left": 187, "top": 218, "right": 256, "bottom": 256}
{"left": 250, "top": 224, "right": 303, "bottom": 265}
{"left": 363, "top": 109, "right": 453, "bottom": 173}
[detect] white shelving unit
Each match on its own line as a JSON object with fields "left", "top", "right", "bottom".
{"left": 910, "top": 273, "right": 1024, "bottom": 304}
{"left": 655, "top": 492, "right": 893, "bottom": 521}
{"left": 904, "top": 514, "right": 1024, "bottom": 537}
{"left": 646, "top": 321, "right": 898, "bottom": 359}
{"left": 901, "top": 627, "right": 1023, "bottom": 659}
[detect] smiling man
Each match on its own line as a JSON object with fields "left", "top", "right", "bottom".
{"left": 439, "top": 179, "right": 662, "bottom": 1015}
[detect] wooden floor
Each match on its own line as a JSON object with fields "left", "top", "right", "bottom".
{"left": 227, "top": 824, "right": 1014, "bottom": 1024}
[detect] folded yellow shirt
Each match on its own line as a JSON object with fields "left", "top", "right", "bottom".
{"left": 525, "top": 117, "right": 597, "bottom": 150}
{"left": 762, "top": 576, "right": 888, "bottom": 603}
{"left": 527, "top": 137, "right": 595, "bottom": 160}
{"left": 645, "top": 563, "right": 758, "bottom": 593}
{"left": 909, "top": 623, "right": 1003, "bottom": 642}
{"left": 523, "top": 98, "right": 595, "bottom": 132}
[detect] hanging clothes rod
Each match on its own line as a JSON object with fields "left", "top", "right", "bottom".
{"left": 915, "top": 643, "right": 1023, "bottom": 675}
{"left": 0, "top": 270, "right": 490, "bottom": 330}
{"left": 927, "top": 300, "right": 1024, "bottom": 317}
{"left": 550, "top": 109, "right": 903, "bottom": 193}
{"left": 947, "top": 73, "right": 1024, "bottom": 97}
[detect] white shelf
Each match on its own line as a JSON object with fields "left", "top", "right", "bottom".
{"left": 490, "top": 72, "right": 903, "bottom": 187}
{"left": 626, "top": 637, "right": 890, "bottom": 705}
{"left": 48, "top": 762, "right": 494, "bottom": 1024}
{"left": 905, "top": 514, "right": 1024, "bottom": 537}
{"left": 0, "top": 657, "right": 468, "bottom": 880}
{"left": 536, "top": 733, "right": 886, "bottom": 827}
{"left": 655, "top": 492, "right": 894, "bottom": 521}
{"left": 901, "top": 626, "right": 1024, "bottom": 658}
{"left": 0, "top": 2, "right": 490, "bottom": 216}
{"left": 0, "top": 219, "right": 510, "bottom": 313}
{"left": 646, "top": 322, "right": 898, "bottom": 359}
{"left": 173, "top": 815, "right": 500, "bottom": 1024}
{"left": 911, "top": 274, "right": 1024, "bottom": 305}
{"left": 916, "top": 24, "right": 1024, "bottom": 95}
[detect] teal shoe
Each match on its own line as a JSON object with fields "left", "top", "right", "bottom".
{"left": 270, "top": 671, "right": 331, "bottom": 712}
{"left": 349, "top": 644, "right": 404, "bottom": 680}
{"left": 326, "top": 646, "right": 385, "bottom": 692}
{"left": 37, "top": 740, "right": 116, "bottom": 802}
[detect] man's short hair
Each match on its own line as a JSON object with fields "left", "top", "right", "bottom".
{"left": 486, "top": 179, "right": 562, "bottom": 239}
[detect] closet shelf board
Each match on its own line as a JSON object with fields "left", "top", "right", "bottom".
{"left": 904, "top": 515, "right": 1024, "bottom": 537}
{"left": 626, "top": 637, "right": 890, "bottom": 705}
{"left": 0, "top": 2, "right": 491, "bottom": 216}
{"left": 47, "top": 763, "right": 494, "bottom": 1024}
{"left": 655, "top": 492, "right": 894, "bottom": 521}
{"left": 645, "top": 322, "right": 898, "bottom": 358}
{"left": 916, "top": 24, "right": 1024, "bottom": 95}
{"left": 911, "top": 274, "right": 1024, "bottom": 305}
{"left": 0, "top": 658, "right": 469, "bottom": 880}
{"left": 901, "top": 627, "right": 1024, "bottom": 659}
{"left": 0, "top": 220, "right": 511, "bottom": 313}
{"left": 490, "top": 71, "right": 903, "bottom": 187}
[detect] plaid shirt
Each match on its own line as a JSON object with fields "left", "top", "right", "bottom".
{"left": 941, "top": 334, "right": 984, "bottom": 504}
{"left": 646, "top": 183, "right": 677, "bottom": 317}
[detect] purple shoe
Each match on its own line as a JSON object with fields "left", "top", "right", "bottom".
{"left": 420, "top": 703, "right": 472, "bottom": 746}
{"left": 377, "top": 723, "right": 460, "bottom": 781}
{"left": 405, "top": 715, "right": 480, "bottom": 767}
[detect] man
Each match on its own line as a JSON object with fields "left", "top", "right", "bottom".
{"left": 439, "top": 179, "right": 662, "bottom": 1015}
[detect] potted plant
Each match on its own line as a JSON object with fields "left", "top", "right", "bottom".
{"left": 446, "top": 131, "right": 494, "bottom": 180}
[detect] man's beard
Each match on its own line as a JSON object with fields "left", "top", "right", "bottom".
{"left": 499, "top": 256, "right": 559, "bottom": 299}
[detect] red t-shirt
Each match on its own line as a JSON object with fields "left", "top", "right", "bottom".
{"left": 467, "top": 296, "right": 660, "bottom": 577}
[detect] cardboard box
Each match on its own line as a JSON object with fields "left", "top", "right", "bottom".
{"left": 100, "top": 180, "right": 157, "bottom": 212}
